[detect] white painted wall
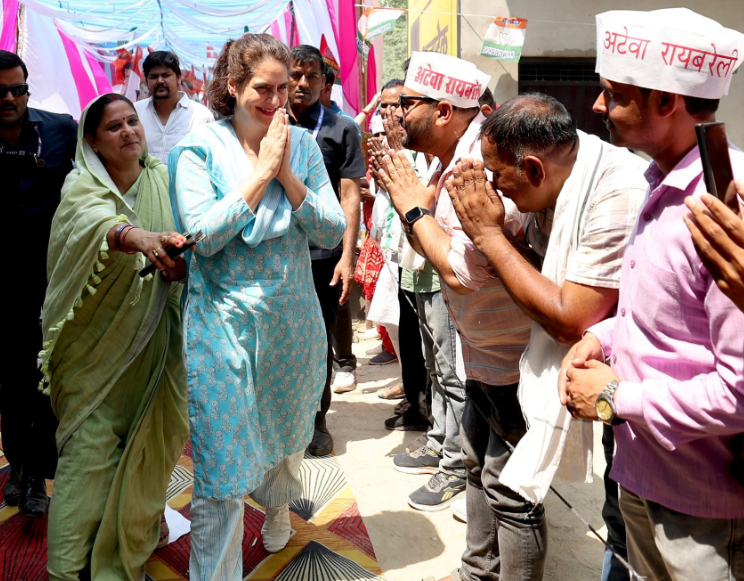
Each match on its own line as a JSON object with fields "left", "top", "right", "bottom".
{"left": 458, "top": 0, "right": 744, "bottom": 145}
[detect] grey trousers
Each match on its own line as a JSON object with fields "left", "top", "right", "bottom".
{"left": 459, "top": 381, "right": 547, "bottom": 581}
{"left": 620, "top": 486, "right": 744, "bottom": 581}
{"left": 190, "top": 451, "right": 305, "bottom": 581}
{"left": 417, "top": 290, "right": 465, "bottom": 476}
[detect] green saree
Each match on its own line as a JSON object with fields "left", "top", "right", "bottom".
{"left": 42, "top": 96, "right": 189, "bottom": 581}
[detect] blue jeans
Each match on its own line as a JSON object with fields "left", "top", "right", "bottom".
{"left": 459, "top": 381, "right": 547, "bottom": 581}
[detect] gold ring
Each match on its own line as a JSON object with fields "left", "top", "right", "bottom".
{"left": 154, "top": 250, "right": 159, "bottom": 257}
{"left": 161, "top": 235, "right": 168, "bottom": 244}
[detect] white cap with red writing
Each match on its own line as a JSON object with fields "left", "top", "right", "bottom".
{"left": 404, "top": 51, "right": 491, "bottom": 108}
{"left": 596, "top": 8, "right": 744, "bottom": 99}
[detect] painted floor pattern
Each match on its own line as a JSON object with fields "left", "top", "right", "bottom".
{"left": 0, "top": 433, "right": 385, "bottom": 581}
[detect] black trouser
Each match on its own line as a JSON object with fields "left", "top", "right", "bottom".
{"left": 312, "top": 256, "right": 342, "bottom": 429}
{"left": 332, "top": 299, "right": 357, "bottom": 371}
{"left": 602, "top": 424, "right": 630, "bottom": 581}
{"left": 398, "top": 280, "right": 429, "bottom": 420}
{"left": 0, "top": 304, "right": 58, "bottom": 479}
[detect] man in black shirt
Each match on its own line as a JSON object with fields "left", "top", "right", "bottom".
{"left": 0, "top": 51, "right": 77, "bottom": 517}
{"left": 289, "top": 45, "right": 365, "bottom": 456}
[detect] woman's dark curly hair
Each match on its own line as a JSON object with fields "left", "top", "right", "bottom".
{"left": 209, "top": 33, "right": 291, "bottom": 116}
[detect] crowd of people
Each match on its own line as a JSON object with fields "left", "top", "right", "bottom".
{"left": 0, "top": 6, "right": 742, "bottom": 581}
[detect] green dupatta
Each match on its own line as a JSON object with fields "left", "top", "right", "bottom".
{"left": 42, "top": 95, "right": 188, "bottom": 581}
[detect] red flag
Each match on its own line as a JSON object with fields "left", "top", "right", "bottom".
{"left": 320, "top": 34, "right": 340, "bottom": 77}
{"left": 206, "top": 44, "right": 218, "bottom": 60}
{"left": 180, "top": 67, "right": 197, "bottom": 96}
{"left": 132, "top": 45, "right": 145, "bottom": 81}
{"left": 112, "top": 49, "right": 132, "bottom": 87}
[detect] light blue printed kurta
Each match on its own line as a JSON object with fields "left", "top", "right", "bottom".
{"left": 169, "top": 120, "right": 346, "bottom": 500}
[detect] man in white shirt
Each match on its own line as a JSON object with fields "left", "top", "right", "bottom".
{"left": 134, "top": 51, "right": 213, "bottom": 163}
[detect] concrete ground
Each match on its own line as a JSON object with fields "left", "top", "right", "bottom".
{"left": 327, "top": 327, "right": 609, "bottom": 581}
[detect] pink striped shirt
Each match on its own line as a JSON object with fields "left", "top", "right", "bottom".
{"left": 590, "top": 145, "right": 744, "bottom": 519}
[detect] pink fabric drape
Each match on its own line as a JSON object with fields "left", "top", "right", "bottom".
{"left": 86, "top": 51, "right": 113, "bottom": 96}
{"left": 337, "top": 0, "right": 359, "bottom": 113}
{"left": 58, "top": 29, "right": 97, "bottom": 112}
{"left": 365, "top": 44, "right": 377, "bottom": 130}
{"left": 0, "top": 0, "right": 19, "bottom": 52}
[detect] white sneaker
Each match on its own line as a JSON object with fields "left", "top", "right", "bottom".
{"left": 261, "top": 503, "right": 293, "bottom": 553}
{"left": 452, "top": 495, "right": 467, "bottom": 523}
{"left": 360, "top": 327, "right": 381, "bottom": 340}
{"left": 332, "top": 370, "right": 356, "bottom": 393}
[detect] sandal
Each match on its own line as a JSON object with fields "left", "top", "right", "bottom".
{"left": 378, "top": 383, "right": 405, "bottom": 400}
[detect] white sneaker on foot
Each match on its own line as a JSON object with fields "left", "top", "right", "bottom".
{"left": 262, "top": 503, "right": 293, "bottom": 553}
{"left": 452, "top": 495, "right": 467, "bottom": 523}
{"left": 360, "top": 327, "right": 381, "bottom": 340}
{"left": 332, "top": 370, "right": 356, "bottom": 393}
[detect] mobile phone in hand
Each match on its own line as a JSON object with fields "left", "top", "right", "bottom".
{"left": 696, "top": 122, "right": 738, "bottom": 211}
{"left": 139, "top": 231, "right": 205, "bottom": 278}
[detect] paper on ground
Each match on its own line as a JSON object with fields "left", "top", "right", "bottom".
{"left": 165, "top": 504, "right": 191, "bottom": 544}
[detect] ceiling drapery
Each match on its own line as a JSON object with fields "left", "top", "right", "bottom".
{"left": 18, "top": 0, "right": 292, "bottom": 70}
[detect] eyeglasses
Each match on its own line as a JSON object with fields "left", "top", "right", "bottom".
{"left": 0, "top": 83, "right": 29, "bottom": 99}
{"left": 398, "top": 94, "right": 438, "bottom": 113}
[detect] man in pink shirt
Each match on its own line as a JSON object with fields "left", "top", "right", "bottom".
{"left": 561, "top": 9, "right": 744, "bottom": 581}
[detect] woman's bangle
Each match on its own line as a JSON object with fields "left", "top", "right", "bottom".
{"left": 361, "top": 110, "right": 371, "bottom": 117}
{"left": 121, "top": 226, "right": 139, "bottom": 255}
{"left": 113, "top": 224, "right": 129, "bottom": 251}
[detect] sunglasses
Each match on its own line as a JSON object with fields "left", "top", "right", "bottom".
{"left": 398, "top": 94, "right": 438, "bottom": 112}
{"left": 0, "top": 83, "right": 29, "bottom": 99}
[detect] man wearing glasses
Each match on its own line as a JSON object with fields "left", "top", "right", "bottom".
{"left": 0, "top": 50, "right": 77, "bottom": 518}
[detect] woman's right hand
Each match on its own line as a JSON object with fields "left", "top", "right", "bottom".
{"left": 123, "top": 229, "right": 187, "bottom": 271}
{"left": 257, "top": 109, "right": 289, "bottom": 182}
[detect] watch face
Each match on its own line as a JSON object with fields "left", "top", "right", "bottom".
{"left": 596, "top": 398, "right": 613, "bottom": 421}
{"left": 405, "top": 207, "right": 423, "bottom": 224}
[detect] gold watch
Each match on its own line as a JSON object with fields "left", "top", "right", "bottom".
{"left": 595, "top": 380, "right": 625, "bottom": 426}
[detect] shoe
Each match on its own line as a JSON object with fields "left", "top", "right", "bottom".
{"left": 406, "top": 433, "right": 429, "bottom": 453}
{"left": 365, "top": 344, "right": 383, "bottom": 356}
{"left": 452, "top": 495, "right": 467, "bottom": 523}
{"left": 369, "top": 351, "right": 398, "bottom": 365}
{"left": 378, "top": 383, "right": 405, "bottom": 400}
{"left": 3, "top": 469, "right": 21, "bottom": 506}
{"left": 262, "top": 503, "right": 293, "bottom": 553}
{"left": 18, "top": 474, "right": 49, "bottom": 518}
{"left": 393, "top": 445, "right": 441, "bottom": 475}
{"left": 408, "top": 472, "right": 466, "bottom": 512}
{"left": 394, "top": 401, "right": 411, "bottom": 416}
{"left": 360, "top": 328, "right": 381, "bottom": 340}
{"left": 332, "top": 370, "right": 356, "bottom": 394}
{"left": 307, "top": 426, "right": 334, "bottom": 456}
{"left": 157, "top": 513, "right": 170, "bottom": 549}
{"left": 384, "top": 413, "right": 429, "bottom": 432}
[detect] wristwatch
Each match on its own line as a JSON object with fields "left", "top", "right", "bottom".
{"left": 404, "top": 207, "right": 431, "bottom": 235}
{"left": 595, "top": 380, "right": 626, "bottom": 426}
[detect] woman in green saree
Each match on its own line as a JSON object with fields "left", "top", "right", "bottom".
{"left": 41, "top": 94, "right": 189, "bottom": 581}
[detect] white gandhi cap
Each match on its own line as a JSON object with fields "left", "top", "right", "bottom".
{"left": 596, "top": 8, "right": 744, "bottom": 99}
{"left": 404, "top": 51, "right": 491, "bottom": 109}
